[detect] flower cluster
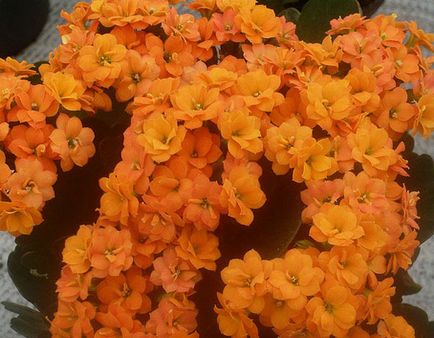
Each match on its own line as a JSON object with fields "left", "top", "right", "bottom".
{"left": 2, "top": 0, "right": 429, "bottom": 337}
{"left": 216, "top": 10, "right": 434, "bottom": 338}
{"left": 0, "top": 56, "right": 96, "bottom": 235}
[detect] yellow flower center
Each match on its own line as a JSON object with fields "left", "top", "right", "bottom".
{"left": 99, "top": 54, "right": 112, "bottom": 66}
{"left": 68, "top": 138, "right": 80, "bottom": 149}
{"left": 131, "top": 73, "right": 141, "bottom": 83}
{"left": 325, "top": 302, "right": 334, "bottom": 313}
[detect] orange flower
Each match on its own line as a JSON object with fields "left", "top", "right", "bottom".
{"left": 150, "top": 247, "right": 201, "bottom": 293}
{"left": 184, "top": 174, "right": 223, "bottom": 230}
{"left": 5, "top": 125, "right": 56, "bottom": 171}
{"left": 178, "top": 128, "right": 222, "bottom": 171}
{"left": 310, "top": 204, "right": 364, "bottom": 246}
{"left": 132, "top": 77, "right": 180, "bottom": 117}
{"left": 162, "top": 8, "right": 200, "bottom": 42}
{"left": 0, "top": 57, "right": 35, "bottom": 77}
{"left": 346, "top": 68, "right": 380, "bottom": 114}
{"left": 375, "top": 314, "right": 415, "bottom": 338}
{"left": 375, "top": 87, "right": 416, "bottom": 135}
{"left": 175, "top": 226, "right": 221, "bottom": 271}
{"left": 0, "top": 200, "right": 42, "bottom": 235}
{"left": 301, "top": 179, "right": 344, "bottom": 222}
{"left": 141, "top": 0, "right": 170, "bottom": 27}
{"left": 348, "top": 120, "right": 397, "bottom": 177}
{"left": 406, "top": 21, "right": 434, "bottom": 51}
{"left": 147, "top": 34, "right": 195, "bottom": 77}
{"left": 218, "top": 109, "right": 263, "bottom": 159}
{"left": 90, "top": 0, "right": 146, "bottom": 28}
{"left": 42, "top": 72, "right": 85, "bottom": 111}
{"left": 94, "top": 303, "right": 143, "bottom": 338}
{"left": 342, "top": 172, "right": 388, "bottom": 215}
{"left": 146, "top": 296, "right": 198, "bottom": 337}
{"left": 237, "top": 5, "right": 281, "bottom": 44}
{"left": 50, "top": 301, "right": 95, "bottom": 338}
{"left": 114, "top": 50, "right": 159, "bottom": 102}
{"left": 198, "top": 67, "right": 238, "bottom": 92}
{"left": 234, "top": 69, "right": 283, "bottom": 113}
{"left": 12, "top": 84, "right": 59, "bottom": 126}
{"left": 216, "top": 0, "right": 255, "bottom": 12}
{"left": 50, "top": 114, "right": 96, "bottom": 171}
{"left": 171, "top": 84, "right": 222, "bottom": 129}
{"left": 221, "top": 249, "right": 271, "bottom": 312}
{"left": 318, "top": 245, "right": 368, "bottom": 290}
{"left": 56, "top": 266, "right": 93, "bottom": 303}
{"left": 264, "top": 118, "right": 312, "bottom": 175}
{"left": 89, "top": 226, "right": 133, "bottom": 278}
{"left": 137, "top": 112, "right": 186, "bottom": 163}
{"left": 0, "top": 150, "right": 12, "bottom": 184}
{"left": 268, "top": 249, "right": 324, "bottom": 310}
{"left": 386, "top": 230, "right": 419, "bottom": 274}
{"left": 78, "top": 34, "right": 127, "bottom": 86}
{"left": 3, "top": 158, "right": 57, "bottom": 209}
{"left": 62, "top": 225, "right": 92, "bottom": 274}
{"left": 357, "top": 215, "right": 388, "bottom": 252}
{"left": 137, "top": 199, "right": 180, "bottom": 244}
{"left": 96, "top": 266, "right": 151, "bottom": 313}
{"left": 291, "top": 138, "right": 338, "bottom": 183}
{"left": 306, "top": 284, "right": 357, "bottom": 337}
{"left": 220, "top": 165, "right": 266, "bottom": 226}
{"left": 304, "top": 79, "right": 353, "bottom": 134}
{"left": 212, "top": 9, "right": 244, "bottom": 43}
{"left": 189, "top": 0, "right": 217, "bottom": 13}
{"left": 388, "top": 46, "right": 419, "bottom": 83}
{"left": 361, "top": 277, "right": 395, "bottom": 325}
{"left": 99, "top": 172, "right": 139, "bottom": 225}
{"left": 114, "top": 132, "right": 155, "bottom": 194}
{"left": 149, "top": 159, "right": 192, "bottom": 212}
{"left": 215, "top": 292, "right": 259, "bottom": 338}
{"left": 414, "top": 93, "right": 434, "bottom": 137}
{"left": 259, "top": 293, "right": 305, "bottom": 331}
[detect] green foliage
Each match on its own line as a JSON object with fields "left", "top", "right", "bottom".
{"left": 194, "top": 159, "right": 304, "bottom": 336}
{"left": 7, "top": 117, "right": 126, "bottom": 318}
{"left": 2, "top": 302, "right": 49, "bottom": 338}
{"left": 296, "top": 0, "right": 361, "bottom": 42}
{"left": 394, "top": 270, "right": 422, "bottom": 297}
{"left": 280, "top": 7, "right": 301, "bottom": 24}
{"left": 393, "top": 304, "right": 432, "bottom": 338}
{"left": 399, "top": 137, "right": 434, "bottom": 244}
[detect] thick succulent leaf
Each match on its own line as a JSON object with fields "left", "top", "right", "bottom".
{"left": 400, "top": 148, "right": 434, "bottom": 244}
{"left": 296, "top": 0, "right": 361, "bottom": 42}
{"left": 358, "top": 0, "right": 385, "bottom": 17}
{"left": 8, "top": 118, "right": 125, "bottom": 318}
{"left": 280, "top": 7, "right": 301, "bottom": 24}
{"left": 393, "top": 304, "right": 431, "bottom": 338}
{"left": 2, "top": 302, "right": 50, "bottom": 338}
{"left": 394, "top": 270, "right": 422, "bottom": 296}
{"left": 194, "top": 159, "right": 304, "bottom": 336}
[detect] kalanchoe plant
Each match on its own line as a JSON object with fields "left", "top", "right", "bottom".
{"left": 1, "top": 0, "right": 434, "bottom": 337}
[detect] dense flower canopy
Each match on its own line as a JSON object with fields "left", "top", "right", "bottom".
{"left": 0, "top": 0, "right": 433, "bottom": 337}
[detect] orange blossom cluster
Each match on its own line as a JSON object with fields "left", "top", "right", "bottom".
{"left": 1, "top": 0, "right": 432, "bottom": 337}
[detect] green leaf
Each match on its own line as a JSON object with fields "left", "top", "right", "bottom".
{"left": 296, "top": 0, "right": 361, "bottom": 42}
{"left": 400, "top": 151, "right": 434, "bottom": 243}
{"left": 393, "top": 304, "right": 431, "bottom": 338}
{"left": 280, "top": 7, "right": 301, "bottom": 24}
{"left": 2, "top": 302, "right": 50, "bottom": 338}
{"left": 394, "top": 270, "right": 422, "bottom": 296}
{"left": 193, "top": 159, "right": 305, "bottom": 337}
{"left": 8, "top": 118, "right": 126, "bottom": 318}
